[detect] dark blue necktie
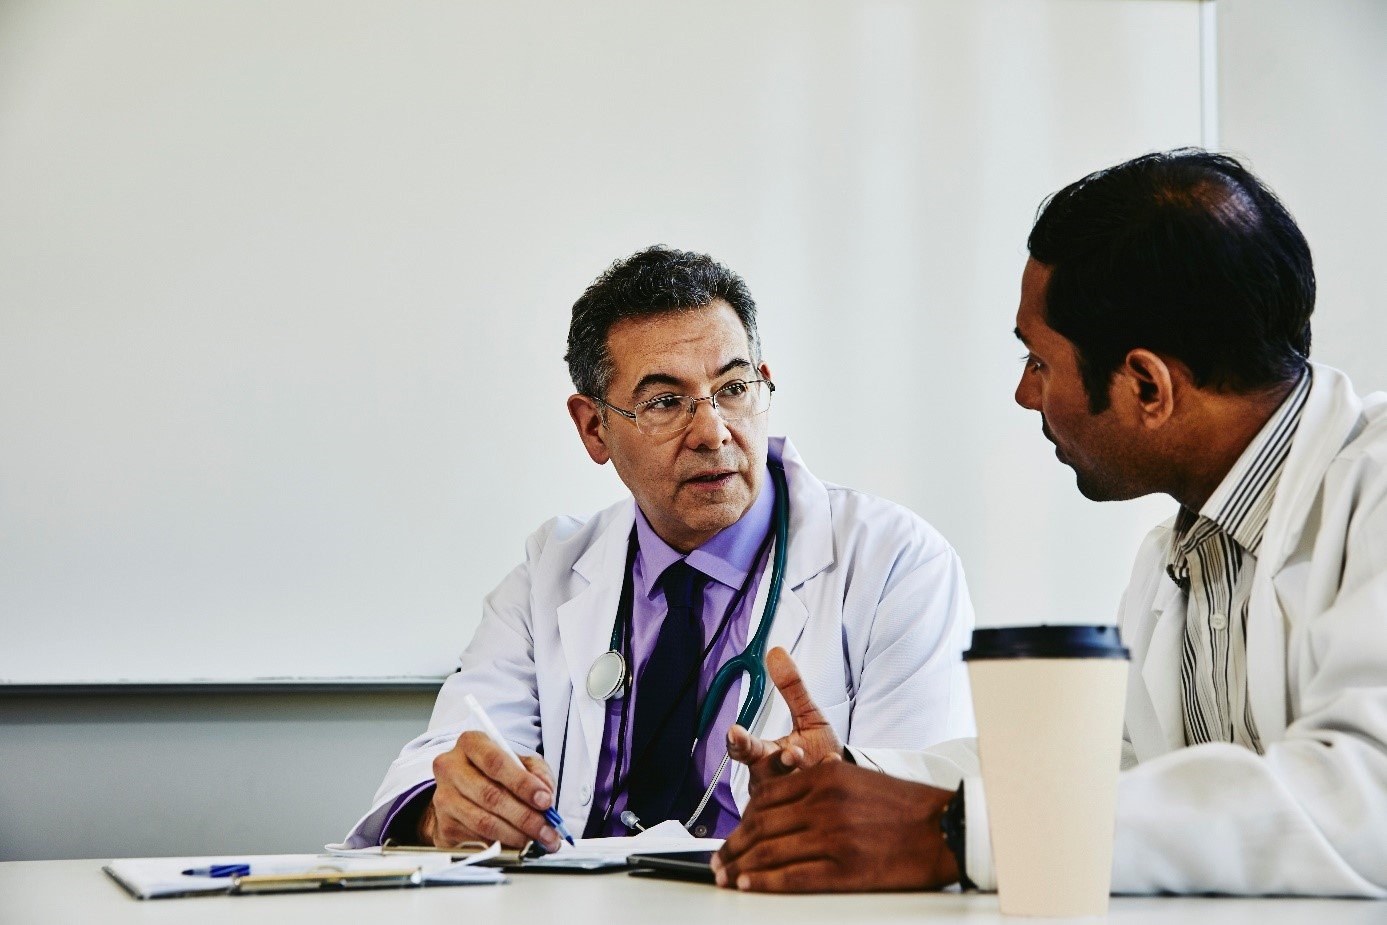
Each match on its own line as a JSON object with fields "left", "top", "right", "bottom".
{"left": 627, "top": 558, "right": 707, "bottom": 826}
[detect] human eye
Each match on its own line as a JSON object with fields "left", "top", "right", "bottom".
{"left": 642, "top": 394, "right": 685, "bottom": 412}
{"left": 1020, "top": 352, "right": 1044, "bottom": 373}
{"left": 718, "top": 379, "right": 750, "bottom": 397}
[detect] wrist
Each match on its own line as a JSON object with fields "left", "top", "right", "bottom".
{"left": 415, "top": 799, "right": 437, "bottom": 845}
{"left": 938, "top": 782, "right": 974, "bottom": 890}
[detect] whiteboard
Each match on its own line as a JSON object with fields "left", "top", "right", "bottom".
{"left": 0, "top": 0, "right": 1200, "bottom": 684}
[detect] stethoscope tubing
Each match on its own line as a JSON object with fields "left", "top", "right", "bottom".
{"left": 591, "top": 459, "right": 790, "bottom": 830}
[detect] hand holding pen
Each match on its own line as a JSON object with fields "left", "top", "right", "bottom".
{"left": 419, "top": 694, "right": 574, "bottom": 853}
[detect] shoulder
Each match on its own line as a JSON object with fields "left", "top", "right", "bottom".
{"left": 1310, "top": 388, "right": 1387, "bottom": 524}
{"left": 521, "top": 497, "right": 631, "bottom": 562}
{"left": 820, "top": 479, "right": 956, "bottom": 563}
{"left": 1337, "top": 391, "right": 1387, "bottom": 475}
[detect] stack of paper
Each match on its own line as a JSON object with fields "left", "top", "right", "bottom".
{"left": 522, "top": 819, "right": 724, "bottom": 868}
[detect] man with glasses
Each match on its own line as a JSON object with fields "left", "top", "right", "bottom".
{"left": 344, "top": 246, "right": 975, "bottom": 851}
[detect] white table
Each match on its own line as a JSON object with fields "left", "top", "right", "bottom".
{"left": 0, "top": 859, "right": 1379, "bottom": 925}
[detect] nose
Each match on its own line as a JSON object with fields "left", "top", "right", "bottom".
{"left": 684, "top": 396, "right": 732, "bottom": 450}
{"left": 1015, "top": 366, "right": 1040, "bottom": 411}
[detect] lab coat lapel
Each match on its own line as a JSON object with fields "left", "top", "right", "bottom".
{"left": 1131, "top": 573, "right": 1188, "bottom": 759}
{"left": 1246, "top": 364, "right": 1363, "bottom": 745}
{"left": 729, "top": 438, "right": 833, "bottom": 806}
{"left": 555, "top": 503, "right": 635, "bottom": 780}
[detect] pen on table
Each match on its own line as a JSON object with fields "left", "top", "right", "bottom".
{"left": 463, "top": 693, "right": 575, "bottom": 846}
{"left": 182, "top": 864, "right": 251, "bottom": 878}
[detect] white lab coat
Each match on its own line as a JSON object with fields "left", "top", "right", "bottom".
{"left": 857, "top": 364, "right": 1387, "bottom": 896}
{"left": 346, "top": 436, "right": 975, "bottom": 845}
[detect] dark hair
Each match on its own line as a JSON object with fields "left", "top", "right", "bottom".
{"left": 565, "top": 245, "right": 761, "bottom": 399}
{"left": 1028, "top": 148, "right": 1314, "bottom": 412}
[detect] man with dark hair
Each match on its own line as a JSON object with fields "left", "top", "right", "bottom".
{"left": 343, "top": 246, "right": 975, "bottom": 851}
{"left": 713, "top": 151, "right": 1387, "bottom": 896}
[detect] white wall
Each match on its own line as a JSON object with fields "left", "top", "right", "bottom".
{"left": 0, "top": 0, "right": 1197, "bottom": 685}
{"left": 1218, "top": 0, "right": 1387, "bottom": 394}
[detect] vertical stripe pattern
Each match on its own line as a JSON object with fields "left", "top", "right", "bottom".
{"left": 1168, "top": 371, "right": 1311, "bottom": 752}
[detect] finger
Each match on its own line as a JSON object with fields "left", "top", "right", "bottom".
{"left": 435, "top": 792, "right": 539, "bottom": 849}
{"left": 461, "top": 731, "right": 554, "bottom": 812}
{"left": 772, "top": 744, "right": 806, "bottom": 772}
{"left": 734, "top": 859, "right": 842, "bottom": 894}
{"left": 460, "top": 761, "right": 561, "bottom": 848}
{"left": 766, "top": 647, "right": 829, "bottom": 732}
{"left": 737, "top": 759, "right": 819, "bottom": 812}
{"left": 519, "top": 754, "right": 557, "bottom": 800}
{"left": 727, "top": 724, "right": 777, "bottom": 766}
{"left": 715, "top": 828, "right": 819, "bottom": 888}
{"left": 718, "top": 799, "right": 818, "bottom": 866}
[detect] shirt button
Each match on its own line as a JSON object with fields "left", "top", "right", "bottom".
{"left": 579, "top": 784, "right": 592, "bottom": 805}
{"left": 1210, "top": 612, "right": 1228, "bottom": 631}
{"left": 692, "top": 825, "right": 709, "bottom": 838}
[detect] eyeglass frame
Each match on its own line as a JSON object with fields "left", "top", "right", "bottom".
{"left": 589, "top": 377, "right": 776, "bottom": 435}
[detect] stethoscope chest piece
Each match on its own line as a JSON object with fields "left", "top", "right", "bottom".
{"left": 586, "top": 649, "right": 627, "bottom": 701}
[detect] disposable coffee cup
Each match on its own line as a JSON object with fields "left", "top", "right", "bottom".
{"left": 965, "top": 624, "right": 1129, "bottom": 917}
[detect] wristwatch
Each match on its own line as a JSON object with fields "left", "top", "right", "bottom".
{"left": 939, "top": 782, "right": 976, "bottom": 890}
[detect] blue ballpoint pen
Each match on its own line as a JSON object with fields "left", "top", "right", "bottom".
{"left": 182, "top": 864, "right": 251, "bottom": 878}
{"left": 463, "top": 694, "right": 575, "bottom": 846}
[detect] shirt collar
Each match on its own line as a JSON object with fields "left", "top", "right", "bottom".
{"left": 1169, "top": 369, "right": 1312, "bottom": 563}
{"left": 633, "top": 464, "right": 777, "bottom": 595}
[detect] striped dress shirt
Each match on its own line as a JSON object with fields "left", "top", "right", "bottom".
{"left": 1167, "top": 370, "right": 1312, "bottom": 752}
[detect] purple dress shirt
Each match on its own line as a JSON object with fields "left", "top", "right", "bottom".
{"left": 587, "top": 467, "right": 776, "bottom": 838}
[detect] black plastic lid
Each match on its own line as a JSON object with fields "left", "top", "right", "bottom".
{"left": 964, "top": 624, "right": 1129, "bottom": 661}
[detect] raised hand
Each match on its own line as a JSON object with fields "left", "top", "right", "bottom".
{"left": 727, "top": 646, "right": 844, "bottom": 795}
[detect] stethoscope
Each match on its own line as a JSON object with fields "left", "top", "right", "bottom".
{"left": 583, "top": 459, "right": 790, "bottom": 833}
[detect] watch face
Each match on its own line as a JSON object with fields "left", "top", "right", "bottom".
{"left": 586, "top": 650, "right": 626, "bottom": 701}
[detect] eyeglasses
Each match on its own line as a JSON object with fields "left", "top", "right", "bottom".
{"left": 594, "top": 378, "right": 775, "bottom": 437}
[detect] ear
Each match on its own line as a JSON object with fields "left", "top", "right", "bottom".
{"left": 758, "top": 360, "right": 773, "bottom": 385}
{"left": 1116, "top": 349, "right": 1176, "bottom": 428}
{"left": 567, "top": 394, "right": 612, "bottom": 465}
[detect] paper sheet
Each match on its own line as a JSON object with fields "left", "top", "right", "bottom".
{"left": 521, "top": 819, "right": 723, "bottom": 867}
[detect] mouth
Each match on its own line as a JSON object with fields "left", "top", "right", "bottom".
{"left": 683, "top": 469, "right": 738, "bottom": 490}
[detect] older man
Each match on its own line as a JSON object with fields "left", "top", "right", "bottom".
{"left": 343, "top": 246, "right": 974, "bottom": 851}
{"left": 715, "top": 151, "right": 1387, "bottom": 897}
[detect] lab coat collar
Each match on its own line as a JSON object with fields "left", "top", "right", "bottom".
{"left": 1246, "top": 363, "right": 1364, "bottom": 744}
{"left": 558, "top": 503, "right": 636, "bottom": 779}
{"left": 1258, "top": 364, "right": 1363, "bottom": 577}
{"left": 771, "top": 436, "right": 835, "bottom": 592}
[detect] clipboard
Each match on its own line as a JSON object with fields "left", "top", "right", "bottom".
{"left": 381, "top": 838, "right": 534, "bottom": 866}
{"left": 382, "top": 838, "right": 625, "bottom": 873}
{"left": 103, "top": 852, "right": 503, "bottom": 900}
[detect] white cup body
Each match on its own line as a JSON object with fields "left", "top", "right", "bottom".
{"left": 968, "top": 657, "right": 1128, "bottom": 917}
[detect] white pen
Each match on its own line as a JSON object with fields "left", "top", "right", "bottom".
{"left": 463, "top": 693, "right": 575, "bottom": 845}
